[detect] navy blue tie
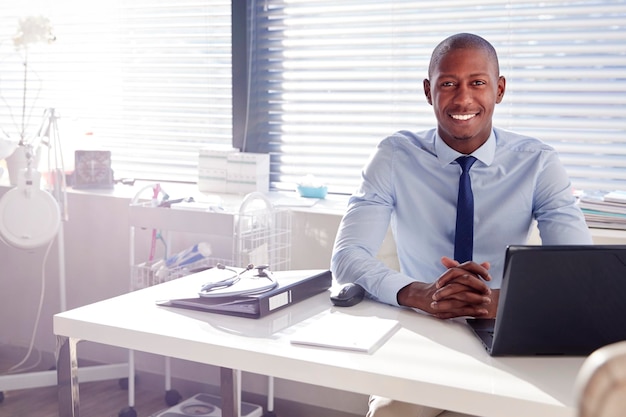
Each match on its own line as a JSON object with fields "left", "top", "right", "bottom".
{"left": 454, "top": 156, "right": 477, "bottom": 263}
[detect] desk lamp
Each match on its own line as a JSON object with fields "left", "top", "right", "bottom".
{"left": 0, "top": 108, "right": 68, "bottom": 399}
{"left": 0, "top": 143, "right": 61, "bottom": 249}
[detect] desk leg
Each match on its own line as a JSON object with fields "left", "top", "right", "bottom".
{"left": 57, "top": 336, "right": 80, "bottom": 417}
{"left": 220, "top": 367, "right": 239, "bottom": 417}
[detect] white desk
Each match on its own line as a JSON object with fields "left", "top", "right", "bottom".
{"left": 54, "top": 271, "right": 584, "bottom": 417}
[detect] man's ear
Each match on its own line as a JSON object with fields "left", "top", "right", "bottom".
{"left": 496, "top": 75, "right": 506, "bottom": 104}
{"left": 423, "top": 79, "right": 432, "bottom": 105}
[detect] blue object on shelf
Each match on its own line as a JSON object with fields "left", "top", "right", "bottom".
{"left": 297, "top": 184, "right": 328, "bottom": 199}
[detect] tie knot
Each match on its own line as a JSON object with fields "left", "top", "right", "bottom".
{"left": 456, "top": 156, "right": 477, "bottom": 173}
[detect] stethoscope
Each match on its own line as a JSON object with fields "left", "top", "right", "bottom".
{"left": 199, "top": 263, "right": 277, "bottom": 296}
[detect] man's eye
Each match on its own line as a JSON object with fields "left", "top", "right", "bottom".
{"left": 473, "top": 80, "right": 486, "bottom": 86}
{"left": 442, "top": 81, "right": 455, "bottom": 87}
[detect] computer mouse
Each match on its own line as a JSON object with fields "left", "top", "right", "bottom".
{"left": 330, "top": 283, "right": 366, "bottom": 307}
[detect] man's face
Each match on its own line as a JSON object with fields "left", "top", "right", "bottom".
{"left": 424, "top": 47, "right": 506, "bottom": 154}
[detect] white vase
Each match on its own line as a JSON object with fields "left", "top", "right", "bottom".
{"left": 0, "top": 138, "right": 19, "bottom": 183}
{"left": 0, "top": 138, "right": 18, "bottom": 160}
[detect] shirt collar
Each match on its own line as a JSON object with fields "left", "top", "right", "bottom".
{"left": 434, "top": 130, "right": 496, "bottom": 167}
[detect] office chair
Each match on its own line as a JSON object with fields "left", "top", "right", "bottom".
{"left": 575, "top": 341, "right": 626, "bottom": 417}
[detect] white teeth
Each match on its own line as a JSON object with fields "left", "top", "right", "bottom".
{"left": 451, "top": 114, "right": 476, "bottom": 121}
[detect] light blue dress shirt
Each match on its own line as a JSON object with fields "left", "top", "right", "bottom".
{"left": 330, "top": 127, "right": 593, "bottom": 307}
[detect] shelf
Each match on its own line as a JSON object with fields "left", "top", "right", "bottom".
{"left": 589, "top": 227, "right": 626, "bottom": 243}
{"left": 129, "top": 204, "right": 236, "bottom": 236}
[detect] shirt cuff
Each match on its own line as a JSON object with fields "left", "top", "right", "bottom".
{"left": 374, "top": 273, "right": 420, "bottom": 307}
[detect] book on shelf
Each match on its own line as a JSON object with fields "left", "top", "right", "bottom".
{"left": 581, "top": 211, "right": 626, "bottom": 230}
{"left": 603, "top": 190, "right": 626, "bottom": 204}
{"left": 579, "top": 190, "right": 626, "bottom": 214}
{"left": 578, "top": 190, "right": 626, "bottom": 230}
{"left": 584, "top": 222, "right": 626, "bottom": 231}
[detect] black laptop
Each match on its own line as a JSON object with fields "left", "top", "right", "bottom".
{"left": 466, "top": 245, "right": 626, "bottom": 356}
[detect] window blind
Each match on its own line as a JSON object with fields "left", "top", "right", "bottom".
{"left": 248, "top": 0, "right": 626, "bottom": 194}
{"left": 0, "top": 0, "right": 232, "bottom": 183}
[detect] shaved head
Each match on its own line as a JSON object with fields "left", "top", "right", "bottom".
{"left": 428, "top": 33, "right": 500, "bottom": 78}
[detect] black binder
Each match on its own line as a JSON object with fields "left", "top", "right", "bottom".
{"left": 157, "top": 269, "right": 332, "bottom": 319}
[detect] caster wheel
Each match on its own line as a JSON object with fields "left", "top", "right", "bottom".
{"left": 165, "top": 389, "right": 182, "bottom": 406}
{"left": 0, "top": 391, "right": 4, "bottom": 403}
{"left": 263, "top": 412, "right": 277, "bottom": 417}
{"left": 118, "top": 406, "right": 137, "bottom": 417}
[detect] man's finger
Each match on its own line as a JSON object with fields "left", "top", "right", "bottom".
{"left": 433, "top": 283, "right": 492, "bottom": 302}
{"left": 437, "top": 265, "right": 492, "bottom": 288}
{"left": 430, "top": 299, "right": 490, "bottom": 318}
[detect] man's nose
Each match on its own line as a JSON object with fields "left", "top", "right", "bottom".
{"left": 453, "top": 84, "right": 472, "bottom": 105}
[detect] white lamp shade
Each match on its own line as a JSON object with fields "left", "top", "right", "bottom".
{"left": 0, "top": 186, "right": 61, "bottom": 249}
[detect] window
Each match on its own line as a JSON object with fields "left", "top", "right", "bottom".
{"left": 247, "top": 0, "right": 626, "bottom": 194}
{"left": 3, "top": 1, "right": 625, "bottom": 193}
{"left": 0, "top": 0, "right": 232, "bottom": 183}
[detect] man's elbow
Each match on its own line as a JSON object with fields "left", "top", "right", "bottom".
{"left": 330, "top": 247, "right": 354, "bottom": 285}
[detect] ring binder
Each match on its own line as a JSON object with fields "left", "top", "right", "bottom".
{"left": 157, "top": 269, "right": 332, "bottom": 319}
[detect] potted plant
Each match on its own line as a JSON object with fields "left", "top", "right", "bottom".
{"left": 1, "top": 15, "right": 55, "bottom": 185}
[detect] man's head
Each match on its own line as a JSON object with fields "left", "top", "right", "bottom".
{"left": 424, "top": 33, "right": 506, "bottom": 154}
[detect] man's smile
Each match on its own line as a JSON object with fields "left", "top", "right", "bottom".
{"left": 450, "top": 113, "right": 478, "bottom": 121}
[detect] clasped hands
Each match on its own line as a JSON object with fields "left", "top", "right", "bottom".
{"left": 398, "top": 256, "right": 498, "bottom": 319}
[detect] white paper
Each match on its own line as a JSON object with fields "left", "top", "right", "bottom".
{"left": 603, "top": 190, "right": 626, "bottom": 204}
{"left": 290, "top": 312, "right": 400, "bottom": 354}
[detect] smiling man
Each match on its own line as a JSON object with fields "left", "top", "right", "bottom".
{"left": 330, "top": 33, "right": 592, "bottom": 417}
{"left": 424, "top": 35, "right": 504, "bottom": 155}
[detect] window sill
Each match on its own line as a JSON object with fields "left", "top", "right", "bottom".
{"left": 0, "top": 177, "right": 350, "bottom": 217}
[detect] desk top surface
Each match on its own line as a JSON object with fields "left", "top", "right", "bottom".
{"left": 54, "top": 270, "right": 583, "bottom": 417}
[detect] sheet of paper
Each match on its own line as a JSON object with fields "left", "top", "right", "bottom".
{"left": 290, "top": 312, "right": 400, "bottom": 354}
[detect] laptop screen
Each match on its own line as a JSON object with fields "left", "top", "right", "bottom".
{"left": 470, "top": 245, "right": 626, "bottom": 356}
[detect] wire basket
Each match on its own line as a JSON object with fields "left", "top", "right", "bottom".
{"left": 129, "top": 192, "right": 291, "bottom": 291}
{"left": 131, "top": 256, "right": 233, "bottom": 291}
{"left": 235, "top": 199, "right": 291, "bottom": 272}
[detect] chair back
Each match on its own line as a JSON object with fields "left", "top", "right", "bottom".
{"left": 576, "top": 341, "right": 626, "bottom": 417}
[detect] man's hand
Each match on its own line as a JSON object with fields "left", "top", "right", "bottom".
{"left": 397, "top": 257, "right": 498, "bottom": 319}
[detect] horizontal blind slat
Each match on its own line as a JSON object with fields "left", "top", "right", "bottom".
{"left": 250, "top": 0, "right": 626, "bottom": 193}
